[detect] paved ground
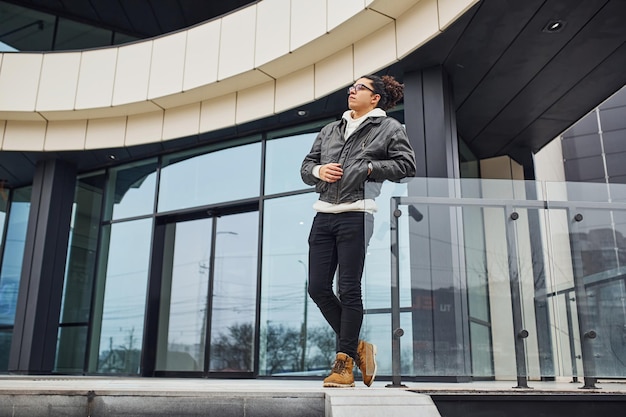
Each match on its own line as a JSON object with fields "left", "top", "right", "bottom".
{"left": 0, "top": 376, "right": 623, "bottom": 416}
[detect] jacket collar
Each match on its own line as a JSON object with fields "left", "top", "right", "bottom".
{"left": 341, "top": 107, "right": 387, "bottom": 123}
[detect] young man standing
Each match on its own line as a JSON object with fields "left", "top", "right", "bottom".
{"left": 301, "top": 75, "right": 416, "bottom": 387}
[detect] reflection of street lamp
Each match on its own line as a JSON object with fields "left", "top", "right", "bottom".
{"left": 298, "top": 260, "right": 309, "bottom": 371}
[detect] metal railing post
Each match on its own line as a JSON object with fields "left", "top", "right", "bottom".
{"left": 505, "top": 207, "right": 531, "bottom": 389}
{"left": 568, "top": 208, "right": 599, "bottom": 389}
{"left": 387, "top": 197, "right": 406, "bottom": 388}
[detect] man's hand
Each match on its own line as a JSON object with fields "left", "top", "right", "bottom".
{"left": 320, "top": 163, "right": 343, "bottom": 183}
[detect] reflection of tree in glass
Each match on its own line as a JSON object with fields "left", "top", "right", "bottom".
{"left": 98, "top": 327, "right": 141, "bottom": 373}
{"left": 306, "top": 326, "right": 336, "bottom": 371}
{"left": 263, "top": 324, "right": 301, "bottom": 374}
{"left": 260, "top": 324, "right": 335, "bottom": 374}
{"left": 211, "top": 323, "right": 253, "bottom": 371}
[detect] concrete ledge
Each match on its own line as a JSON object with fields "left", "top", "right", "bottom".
{"left": 0, "top": 377, "right": 440, "bottom": 417}
{"left": 325, "top": 389, "right": 441, "bottom": 417}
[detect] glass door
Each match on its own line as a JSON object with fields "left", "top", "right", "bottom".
{"left": 152, "top": 210, "right": 258, "bottom": 376}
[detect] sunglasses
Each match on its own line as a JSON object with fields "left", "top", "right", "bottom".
{"left": 347, "top": 83, "right": 376, "bottom": 94}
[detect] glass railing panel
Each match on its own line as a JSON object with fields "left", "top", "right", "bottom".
{"left": 363, "top": 177, "right": 626, "bottom": 384}
{"left": 563, "top": 206, "right": 626, "bottom": 379}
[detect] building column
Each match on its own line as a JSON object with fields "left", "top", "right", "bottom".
{"left": 403, "top": 67, "right": 471, "bottom": 380}
{"left": 9, "top": 159, "right": 76, "bottom": 374}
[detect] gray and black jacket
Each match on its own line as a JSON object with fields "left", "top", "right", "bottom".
{"left": 301, "top": 114, "right": 416, "bottom": 204}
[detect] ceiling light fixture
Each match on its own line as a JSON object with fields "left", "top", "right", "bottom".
{"left": 543, "top": 20, "right": 565, "bottom": 33}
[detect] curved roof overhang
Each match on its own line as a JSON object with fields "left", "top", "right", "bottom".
{"left": 0, "top": 0, "right": 478, "bottom": 187}
{"left": 1, "top": 0, "right": 626, "bottom": 187}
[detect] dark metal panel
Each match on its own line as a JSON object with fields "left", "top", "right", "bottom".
{"left": 473, "top": 0, "right": 626, "bottom": 156}
{"left": 119, "top": 0, "right": 161, "bottom": 36}
{"left": 9, "top": 160, "right": 77, "bottom": 373}
{"left": 403, "top": 71, "right": 426, "bottom": 177}
{"left": 445, "top": 0, "right": 545, "bottom": 106}
{"left": 458, "top": 0, "right": 607, "bottom": 144}
{"left": 58, "top": 0, "right": 100, "bottom": 21}
{"left": 88, "top": 0, "right": 134, "bottom": 34}
{"left": 501, "top": 41, "right": 626, "bottom": 156}
{"left": 0, "top": 152, "right": 37, "bottom": 188}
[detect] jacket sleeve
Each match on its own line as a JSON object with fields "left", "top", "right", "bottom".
{"left": 369, "top": 122, "right": 416, "bottom": 182}
{"left": 300, "top": 130, "right": 324, "bottom": 186}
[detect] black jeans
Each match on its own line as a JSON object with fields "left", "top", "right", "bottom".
{"left": 307, "top": 212, "right": 374, "bottom": 360}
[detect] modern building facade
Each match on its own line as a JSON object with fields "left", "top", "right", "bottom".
{"left": 0, "top": 0, "right": 625, "bottom": 388}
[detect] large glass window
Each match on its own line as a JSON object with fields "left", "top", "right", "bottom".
{"left": 91, "top": 218, "right": 153, "bottom": 374}
{"left": 0, "top": 187, "right": 31, "bottom": 371}
{"left": 155, "top": 210, "right": 259, "bottom": 374}
{"left": 264, "top": 132, "right": 317, "bottom": 195}
{"left": 156, "top": 218, "right": 213, "bottom": 372}
{"left": 209, "top": 211, "right": 259, "bottom": 372}
{"left": 55, "top": 173, "right": 105, "bottom": 373}
{"left": 104, "top": 159, "right": 158, "bottom": 221}
{"left": 259, "top": 192, "right": 331, "bottom": 376}
{"left": 158, "top": 142, "right": 262, "bottom": 213}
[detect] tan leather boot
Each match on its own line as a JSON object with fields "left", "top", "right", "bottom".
{"left": 323, "top": 352, "right": 355, "bottom": 388}
{"left": 356, "top": 340, "right": 377, "bottom": 387}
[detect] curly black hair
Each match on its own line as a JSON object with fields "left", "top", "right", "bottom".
{"left": 361, "top": 74, "right": 404, "bottom": 110}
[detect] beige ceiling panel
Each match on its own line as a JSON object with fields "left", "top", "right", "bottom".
{"left": 2, "top": 120, "right": 46, "bottom": 151}
{"left": 275, "top": 65, "right": 315, "bottom": 113}
{"left": 354, "top": 22, "right": 397, "bottom": 79}
{"left": 367, "top": 0, "right": 421, "bottom": 18}
{"left": 0, "top": 111, "right": 46, "bottom": 122}
{"left": 327, "top": 0, "right": 365, "bottom": 32}
{"left": 44, "top": 120, "right": 87, "bottom": 151}
{"left": 255, "top": 0, "right": 290, "bottom": 67}
{"left": 183, "top": 19, "right": 221, "bottom": 91}
{"left": 85, "top": 116, "right": 127, "bottom": 149}
{"left": 126, "top": 110, "right": 164, "bottom": 146}
{"left": 75, "top": 48, "right": 117, "bottom": 110}
{"left": 261, "top": 8, "right": 390, "bottom": 79}
{"left": 40, "top": 101, "right": 161, "bottom": 121}
{"left": 396, "top": 0, "right": 440, "bottom": 59}
{"left": 290, "top": 0, "right": 326, "bottom": 51}
{"left": 162, "top": 102, "right": 201, "bottom": 141}
{"left": 200, "top": 93, "right": 236, "bottom": 132}
{"left": 148, "top": 31, "right": 186, "bottom": 99}
{"left": 218, "top": 6, "right": 257, "bottom": 80}
{"left": 153, "top": 69, "right": 272, "bottom": 109}
{"left": 0, "top": 53, "right": 42, "bottom": 112}
{"left": 314, "top": 46, "right": 353, "bottom": 100}
{"left": 438, "top": 0, "right": 479, "bottom": 30}
{"left": 236, "top": 80, "right": 275, "bottom": 125}
{"left": 112, "top": 41, "right": 153, "bottom": 106}
{"left": 36, "top": 53, "right": 81, "bottom": 112}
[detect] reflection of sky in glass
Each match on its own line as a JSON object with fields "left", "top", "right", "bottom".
{"left": 0, "top": 42, "right": 17, "bottom": 52}
{"left": 159, "top": 143, "right": 262, "bottom": 212}
{"left": 165, "top": 219, "right": 212, "bottom": 348}
{"left": 111, "top": 171, "right": 157, "bottom": 220}
{"left": 261, "top": 193, "right": 319, "bottom": 327}
{"left": 98, "top": 219, "right": 152, "bottom": 367}
{"left": 265, "top": 133, "right": 317, "bottom": 195}
{"left": 210, "top": 212, "right": 258, "bottom": 338}
{"left": 0, "top": 201, "right": 30, "bottom": 326}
